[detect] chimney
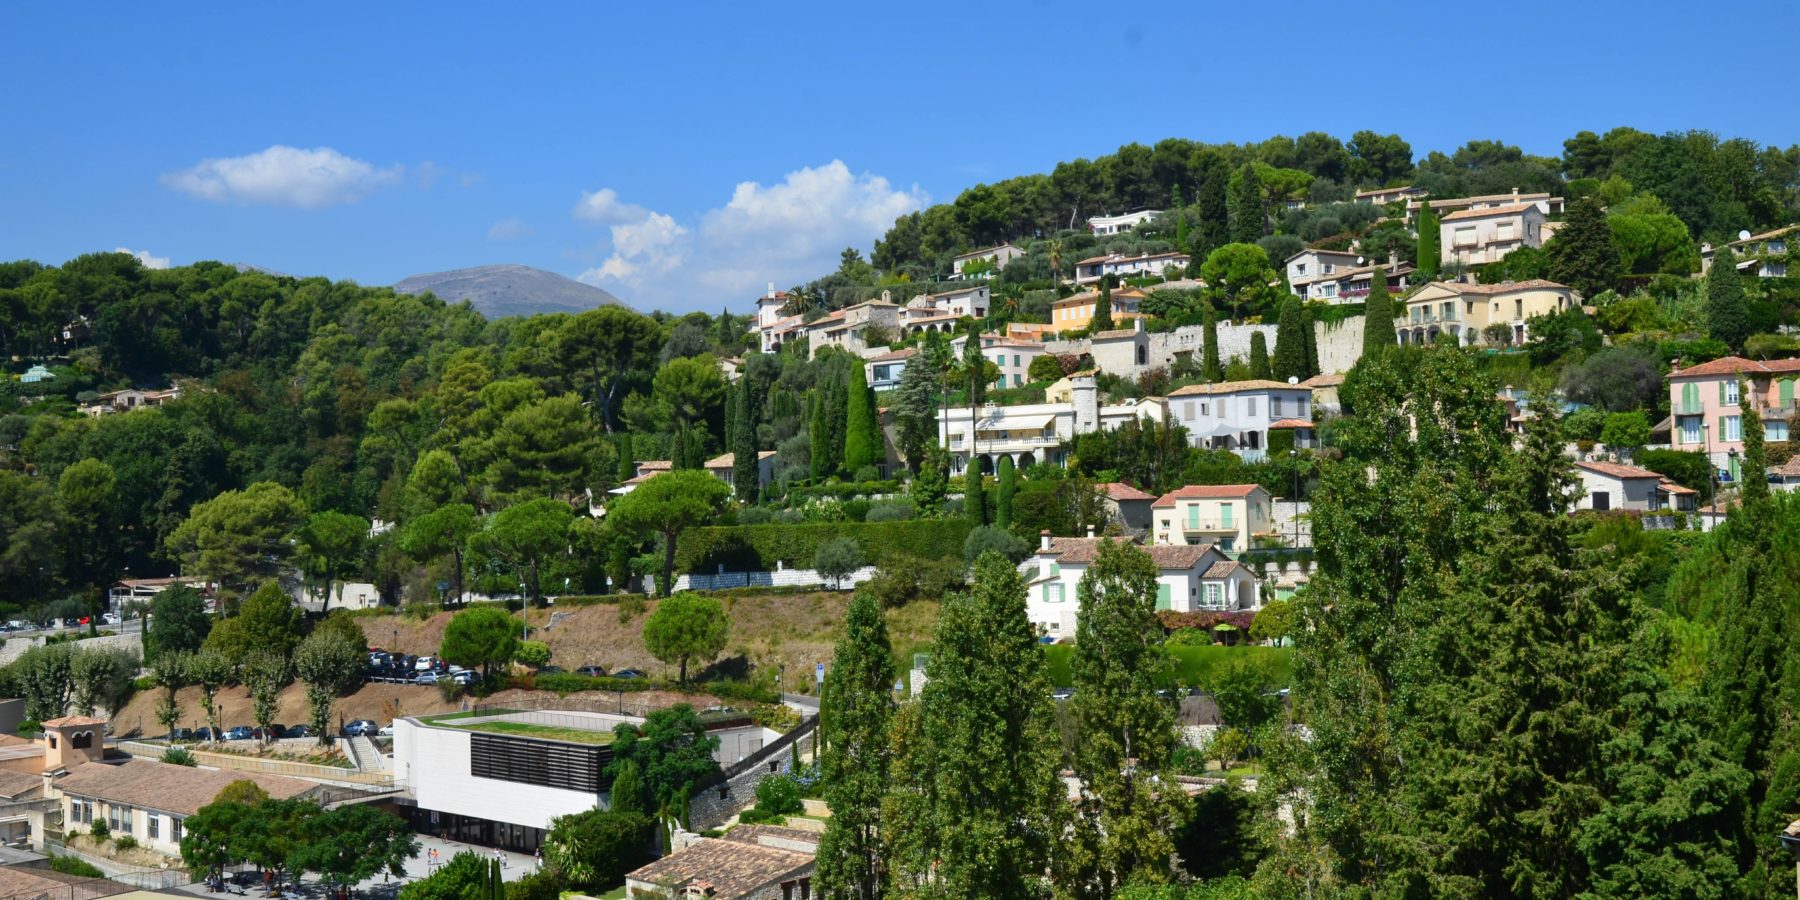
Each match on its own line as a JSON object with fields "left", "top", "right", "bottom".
{"left": 767, "top": 282, "right": 776, "bottom": 300}
{"left": 1040, "top": 529, "right": 1052, "bottom": 551}
{"left": 1511, "top": 188, "right": 1520, "bottom": 202}
{"left": 1387, "top": 251, "right": 1397, "bottom": 270}
{"left": 1086, "top": 524, "right": 1096, "bottom": 539}
{"left": 1134, "top": 316, "right": 1144, "bottom": 334}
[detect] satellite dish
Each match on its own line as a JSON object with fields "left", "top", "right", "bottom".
{"left": 1356, "top": 256, "right": 1366, "bottom": 266}
{"left": 1739, "top": 229, "right": 1753, "bottom": 241}
{"left": 1288, "top": 376, "right": 1300, "bottom": 385}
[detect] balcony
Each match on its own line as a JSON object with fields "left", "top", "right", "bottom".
{"left": 1182, "top": 521, "right": 1240, "bottom": 535}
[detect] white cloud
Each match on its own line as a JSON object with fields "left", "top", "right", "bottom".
{"left": 572, "top": 161, "right": 925, "bottom": 310}
{"left": 161, "top": 145, "right": 403, "bottom": 209}
{"left": 487, "top": 217, "right": 533, "bottom": 241}
{"left": 115, "top": 247, "right": 169, "bottom": 269}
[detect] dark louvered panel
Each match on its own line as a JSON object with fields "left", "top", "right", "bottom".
{"left": 469, "top": 732, "right": 613, "bottom": 793}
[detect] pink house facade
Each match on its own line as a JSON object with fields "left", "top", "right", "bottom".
{"left": 1667, "top": 355, "right": 1800, "bottom": 482}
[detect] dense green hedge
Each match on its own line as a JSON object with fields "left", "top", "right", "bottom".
{"left": 1043, "top": 644, "right": 1294, "bottom": 689}
{"left": 676, "top": 519, "right": 973, "bottom": 573}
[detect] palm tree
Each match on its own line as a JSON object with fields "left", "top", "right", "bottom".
{"left": 1047, "top": 240, "right": 1065, "bottom": 284}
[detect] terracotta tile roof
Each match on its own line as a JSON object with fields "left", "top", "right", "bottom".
{"left": 1152, "top": 484, "right": 1264, "bottom": 506}
{"left": 953, "top": 243, "right": 1021, "bottom": 260}
{"left": 1169, "top": 380, "right": 1301, "bottom": 396}
{"left": 703, "top": 451, "right": 776, "bottom": 469}
{"left": 1040, "top": 536, "right": 1213, "bottom": 569}
{"left": 56, "top": 759, "right": 316, "bottom": 817}
{"left": 0, "top": 770, "right": 43, "bottom": 801}
{"left": 1775, "top": 457, "right": 1800, "bottom": 478}
{"left": 1353, "top": 185, "right": 1421, "bottom": 198}
{"left": 1419, "top": 279, "right": 1569, "bottom": 296}
{"left": 1660, "top": 478, "right": 1700, "bottom": 495}
{"left": 1203, "top": 560, "right": 1242, "bottom": 578}
{"left": 1439, "top": 201, "right": 1543, "bottom": 221}
{"left": 1669, "top": 355, "right": 1800, "bottom": 378}
{"left": 865, "top": 347, "right": 917, "bottom": 363}
{"left": 1091, "top": 328, "right": 1141, "bottom": 340}
{"left": 1726, "top": 224, "right": 1799, "bottom": 247}
{"left": 1145, "top": 544, "right": 1216, "bottom": 570}
{"left": 42, "top": 716, "right": 107, "bottom": 728}
{"left": 1096, "top": 482, "right": 1155, "bottom": 502}
{"left": 1283, "top": 248, "right": 1360, "bottom": 264}
{"left": 1574, "top": 461, "right": 1665, "bottom": 481}
{"left": 1300, "top": 373, "right": 1345, "bottom": 388}
{"left": 722, "top": 824, "right": 821, "bottom": 854}
{"left": 625, "top": 837, "right": 813, "bottom": 898}
{"left": 1074, "top": 252, "right": 1188, "bottom": 266}
{"left": 1268, "top": 419, "right": 1315, "bottom": 429}
{"left": 0, "top": 865, "right": 128, "bottom": 900}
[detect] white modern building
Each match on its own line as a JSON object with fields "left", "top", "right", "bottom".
{"left": 391, "top": 707, "right": 780, "bottom": 852}
{"left": 1284, "top": 249, "right": 1362, "bottom": 298}
{"left": 899, "top": 285, "right": 990, "bottom": 337}
{"left": 1072, "top": 251, "right": 1190, "bottom": 285}
{"left": 936, "top": 374, "right": 1166, "bottom": 475}
{"left": 952, "top": 243, "right": 1027, "bottom": 279}
{"left": 865, "top": 347, "right": 917, "bottom": 391}
{"left": 1023, "top": 534, "right": 1258, "bottom": 638}
{"left": 1167, "top": 380, "right": 1315, "bottom": 460}
{"left": 1087, "top": 210, "right": 1162, "bottom": 236}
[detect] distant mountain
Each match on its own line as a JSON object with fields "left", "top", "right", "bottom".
{"left": 392, "top": 264, "right": 633, "bottom": 318}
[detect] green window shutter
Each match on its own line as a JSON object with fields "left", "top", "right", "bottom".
{"left": 1156, "top": 583, "right": 1172, "bottom": 611}
{"left": 1719, "top": 416, "right": 1727, "bottom": 439}
{"left": 1719, "top": 380, "right": 1726, "bottom": 403}
{"left": 1221, "top": 503, "right": 1234, "bottom": 528}
{"left": 1783, "top": 379, "right": 1794, "bottom": 407}
{"left": 1187, "top": 504, "right": 1198, "bottom": 529}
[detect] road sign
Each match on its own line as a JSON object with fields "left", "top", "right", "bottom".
{"left": 815, "top": 662, "right": 825, "bottom": 684}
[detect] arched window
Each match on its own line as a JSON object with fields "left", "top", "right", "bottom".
{"left": 71, "top": 731, "right": 93, "bottom": 750}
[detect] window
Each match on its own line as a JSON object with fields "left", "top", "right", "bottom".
{"left": 1220, "top": 503, "right": 1234, "bottom": 529}
{"left": 1156, "top": 583, "right": 1172, "bottom": 611}
{"left": 1184, "top": 402, "right": 1195, "bottom": 420}
{"left": 1272, "top": 397, "right": 1283, "bottom": 417}
{"left": 171, "top": 818, "right": 183, "bottom": 844}
{"left": 1204, "top": 583, "right": 1224, "bottom": 609}
{"left": 1592, "top": 491, "right": 1610, "bottom": 511}
{"left": 148, "top": 814, "right": 159, "bottom": 841}
{"left": 1682, "top": 383, "right": 1700, "bottom": 414}
{"left": 1514, "top": 299, "right": 1523, "bottom": 320}
{"left": 110, "top": 805, "right": 133, "bottom": 836}
{"left": 1047, "top": 584, "right": 1063, "bottom": 603}
{"left": 1767, "top": 420, "right": 1789, "bottom": 442}
{"left": 1681, "top": 417, "right": 1702, "bottom": 445}
{"left": 1294, "top": 263, "right": 1307, "bottom": 275}
{"left": 1247, "top": 398, "right": 1258, "bottom": 417}
{"left": 1725, "top": 380, "right": 1740, "bottom": 405}
{"left": 1724, "top": 416, "right": 1742, "bottom": 442}
{"left": 1013, "top": 354, "right": 1020, "bottom": 367}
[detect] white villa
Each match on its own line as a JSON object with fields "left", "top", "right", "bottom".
{"left": 936, "top": 374, "right": 1165, "bottom": 475}
{"left": 1151, "top": 484, "right": 1274, "bottom": 553}
{"left": 1024, "top": 533, "right": 1259, "bottom": 638}
{"left": 1087, "top": 210, "right": 1161, "bottom": 236}
{"left": 952, "top": 243, "right": 1026, "bottom": 279}
{"left": 1168, "top": 380, "right": 1315, "bottom": 460}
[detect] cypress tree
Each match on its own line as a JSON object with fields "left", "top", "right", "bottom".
{"left": 731, "top": 378, "right": 759, "bottom": 501}
{"left": 1192, "top": 149, "right": 1230, "bottom": 256}
{"left": 1273, "top": 297, "right": 1307, "bottom": 382}
{"left": 1706, "top": 247, "right": 1751, "bottom": 350}
{"left": 1416, "top": 201, "right": 1441, "bottom": 278}
{"left": 963, "top": 469, "right": 986, "bottom": 526}
{"left": 1545, "top": 195, "right": 1620, "bottom": 298}
{"left": 809, "top": 394, "right": 832, "bottom": 482}
{"left": 816, "top": 591, "right": 896, "bottom": 899}
{"left": 1228, "top": 163, "right": 1264, "bottom": 244}
{"left": 885, "top": 553, "right": 1065, "bottom": 898}
{"left": 1248, "top": 331, "right": 1272, "bottom": 380}
{"left": 1202, "top": 311, "right": 1222, "bottom": 382}
{"left": 995, "top": 455, "right": 1016, "bottom": 530}
{"left": 1302, "top": 302, "right": 1320, "bottom": 378}
{"left": 1740, "top": 384, "right": 1768, "bottom": 506}
{"left": 615, "top": 433, "right": 635, "bottom": 483}
{"left": 844, "top": 362, "right": 880, "bottom": 474}
{"left": 1362, "top": 266, "right": 1397, "bottom": 354}
{"left": 1091, "top": 279, "right": 1115, "bottom": 332}
{"left": 1064, "top": 541, "right": 1184, "bottom": 893}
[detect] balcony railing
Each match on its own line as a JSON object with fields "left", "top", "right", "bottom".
{"left": 1182, "top": 521, "right": 1238, "bottom": 533}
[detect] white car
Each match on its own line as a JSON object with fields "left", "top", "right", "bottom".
{"left": 378, "top": 723, "right": 396, "bottom": 737}
{"left": 414, "top": 656, "right": 440, "bottom": 671}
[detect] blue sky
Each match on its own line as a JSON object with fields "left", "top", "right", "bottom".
{"left": 3, "top": 1, "right": 1795, "bottom": 314}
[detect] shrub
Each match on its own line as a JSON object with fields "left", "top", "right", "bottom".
{"left": 50, "top": 855, "right": 103, "bottom": 878}
{"left": 161, "top": 746, "right": 197, "bottom": 767}
{"left": 1209, "top": 727, "right": 1249, "bottom": 768}
{"left": 863, "top": 499, "right": 915, "bottom": 522}
{"left": 963, "top": 526, "right": 1030, "bottom": 565}
{"left": 857, "top": 555, "right": 966, "bottom": 608}
{"left": 535, "top": 673, "right": 654, "bottom": 695}
{"left": 515, "top": 640, "right": 552, "bottom": 668}
{"left": 676, "top": 520, "right": 972, "bottom": 573}
{"left": 812, "top": 537, "right": 866, "bottom": 587}
{"left": 505, "top": 868, "right": 565, "bottom": 900}
{"left": 437, "top": 679, "right": 465, "bottom": 703}
{"left": 1166, "top": 628, "right": 1214, "bottom": 646}
{"left": 88, "top": 819, "right": 109, "bottom": 840}
{"left": 739, "top": 774, "right": 804, "bottom": 823}
{"left": 112, "top": 835, "right": 137, "bottom": 851}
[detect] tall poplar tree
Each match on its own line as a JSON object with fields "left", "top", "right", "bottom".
{"left": 816, "top": 591, "right": 895, "bottom": 900}
{"left": 885, "top": 553, "right": 1065, "bottom": 899}
{"left": 1248, "top": 331, "right": 1272, "bottom": 380}
{"left": 1361, "top": 266, "right": 1396, "bottom": 354}
{"left": 1272, "top": 297, "right": 1307, "bottom": 382}
{"left": 1063, "top": 540, "right": 1184, "bottom": 896}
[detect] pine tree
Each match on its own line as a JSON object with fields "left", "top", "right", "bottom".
{"left": 892, "top": 350, "right": 939, "bottom": 472}
{"left": 1063, "top": 540, "right": 1183, "bottom": 895}
{"left": 844, "top": 362, "right": 880, "bottom": 474}
{"left": 1416, "top": 201, "right": 1441, "bottom": 278}
{"left": 995, "top": 455, "right": 1016, "bottom": 530}
{"left": 731, "top": 378, "right": 759, "bottom": 501}
{"left": 885, "top": 553, "right": 1065, "bottom": 898}
{"left": 1361, "top": 266, "right": 1396, "bottom": 354}
{"left": 1272, "top": 297, "right": 1307, "bottom": 382}
{"left": 1202, "top": 311, "right": 1222, "bottom": 382}
{"left": 1228, "top": 163, "right": 1264, "bottom": 245}
{"left": 1546, "top": 195, "right": 1620, "bottom": 298}
{"left": 816, "top": 591, "right": 895, "bottom": 900}
{"left": 1092, "top": 279, "right": 1116, "bottom": 332}
{"left": 1706, "top": 247, "right": 1751, "bottom": 350}
{"left": 1248, "top": 331, "right": 1272, "bottom": 380}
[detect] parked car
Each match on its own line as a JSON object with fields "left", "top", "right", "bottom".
{"left": 252, "top": 724, "right": 286, "bottom": 740}
{"left": 413, "top": 656, "right": 440, "bottom": 672}
{"left": 223, "top": 726, "right": 254, "bottom": 741}
{"left": 449, "top": 671, "right": 476, "bottom": 686}
{"left": 378, "top": 723, "right": 396, "bottom": 737}
{"left": 1052, "top": 687, "right": 1075, "bottom": 701}
{"left": 539, "top": 665, "right": 566, "bottom": 675}
{"left": 575, "top": 665, "right": 607, "bottom": 677}
{"left": 170, "top": 728, "right": 194, "bottom": 742}
{"left": 192, "top": 727, "right": 215, "bottom": 741}
{"left": 101, "top": 613, "right": 119, "bottom": 626}
{"left": 342, "top": 720, "right": 378, "bottom": 737}
{"left": 612, "top": 669, "right": 646, "bottom": 680}
{"left": 414, "top": 671, "right": 441, "bottom": 685}
{"left": 285, "top": 725, "right": 312, "bottom": 739}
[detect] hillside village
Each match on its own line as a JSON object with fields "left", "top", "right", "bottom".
{"left": 2, "top": 124, "right": 1800, "bottom": 900}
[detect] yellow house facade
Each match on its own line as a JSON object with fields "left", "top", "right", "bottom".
{"left": 1399, "top": 279, "right": 1578, "bottom": 347}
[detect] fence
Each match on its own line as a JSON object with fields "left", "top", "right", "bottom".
{"left": 672, "top": 565, "right": 876, "bottom": 593}
{"left": 34, "top": 841, "right": 192, "bottom": 892}
{"left": 464, "top": 696, "right": 751, "bottom": 727}
{"left": 110, "top": 740, "right": 394, "bottom": 786}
